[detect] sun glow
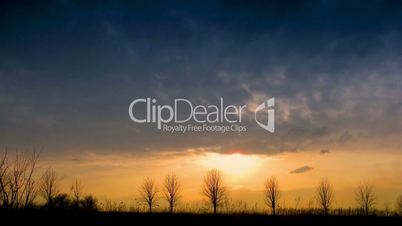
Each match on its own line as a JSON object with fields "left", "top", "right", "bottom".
{"left": 198, "top": 152, "right": 262, "bottom": 179}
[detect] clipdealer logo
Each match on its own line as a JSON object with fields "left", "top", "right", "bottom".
{"left": 128, "top": 98, "right": 275, "bottom": 133}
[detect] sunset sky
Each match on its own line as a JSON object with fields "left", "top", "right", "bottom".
{"left": 1, "top": 1, "right": 402, "bottom": 210}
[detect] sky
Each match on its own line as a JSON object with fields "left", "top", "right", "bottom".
{"left": 1, "top": 0, "right": 402, "bottom": 209}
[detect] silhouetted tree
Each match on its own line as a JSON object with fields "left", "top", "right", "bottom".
{"left": 22, "top": 151, "right": 40, "bottom": 208}
{"left": 39, "top": 168, "right": 60, "bottom": 208}
{"left": 0, "top": 152, "right": 9, "bottom": 208}
{"left": 384, "top": 202, "right": 390, "bottom": 216}
{"left": 355, "top": 181, "right": 376, "bottom": 216}
{"left": 396, "top": 195, "right": 402, "bottom": 215}
{"left": 0, "top": 150, "right": 40, "bottom": 209}
{"left": 294, "top": 196, "right": 301, "bottom": 210}
{"left": 264, "top": 176, "right": 281, "bottom": 215}
{"left": 70, "top": 179, "right": 83, "bottom": 208}
{"left": 139, "top": 177, "right": 158, "bottom": 213}
{"left": 202, "top": 169, "right": 226, "bottom": 214}
{"left": 80, "top": 195, "right": 98, "bottom": 211}
{"left": 163, "top": 173, "right": 181, "bottom": 214}
{"left": 53, "top": 193, "right": 70, "bottom": 210}
{"left": 316, "top": 177, "right": 333, "bottom": 215}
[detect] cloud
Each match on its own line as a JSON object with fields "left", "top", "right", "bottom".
{"left": 320, "top": 149, "right": 330, "bottom": 155}
{"left": 290, "top": 165, "right": 313, "bottom": 174}
{"left": 1, "top": 1, "right": 402, "bottom": 156}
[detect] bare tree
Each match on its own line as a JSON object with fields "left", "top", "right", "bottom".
{"left": 163, "top": 173, "right": 181, "bottom": 214}
{"left": 39, "top": 168, "right": 60, "bottom": 207}
{"left": 384, "top": 202, "right": 390, "bottom": 216}
{"left": 355, "top": 181, "right": 376, "bottom": 216}
{"left": 21, "top": 151, "right": 40, "bottom": 208}
{"left": 294, "top": 196, "right": 302, "bottom": 210}
{"left": 0, "top": 150, "right": 40, "bottom": 209}
{"left": 139, "top": 177, "right": 158, "bottom": 213}
{"left": 8, "top": 151, "right": 27, "bottom": 208}
{"left": 316, "top": 177, "right": 333, "bottom": 215}
{"left": 396, "top": 195, "right": 402, "bottom": 215}
{"left": 0, "top": 151, "right": 10, "bottom": 208}
{"left": 264, "top": 176, "right": 281, "bottom": 215}
{"left": 71, "top": 179, "right": 84, "bottom": 204}
{"left": 202, "top": 169, "right": 226, "bottom": 214}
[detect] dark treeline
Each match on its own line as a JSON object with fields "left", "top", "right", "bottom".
{"left": 1, "top": 151, "right": 402, "bottom": 218}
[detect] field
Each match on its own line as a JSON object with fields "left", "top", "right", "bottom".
{"left": 1, "top": 210, "right": 401, "bottom": 226}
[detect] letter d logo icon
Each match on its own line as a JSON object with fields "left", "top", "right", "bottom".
{"left": 254, "top": 98, "right": 275, "bottom": 133}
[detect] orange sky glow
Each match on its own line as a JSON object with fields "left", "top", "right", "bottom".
{"left": 36, "top": 149, "right": 402, "bottom": 210}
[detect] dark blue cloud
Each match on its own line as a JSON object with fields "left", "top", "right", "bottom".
{"left": 1, "top": 1, "right": 402, "bottom": 155}
{"left": 290, "top": 165, "right": 313, "bottom": 174}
